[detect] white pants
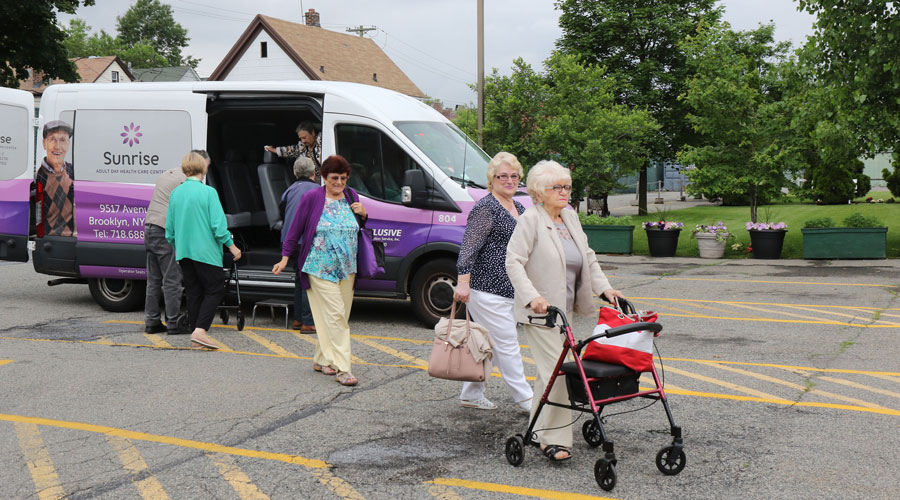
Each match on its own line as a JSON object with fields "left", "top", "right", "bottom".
{"left": 460, "top": 290, "right": 533, "bottom": 404}
{"left": 523, "top": 318, "right": 573, "bottom": 448}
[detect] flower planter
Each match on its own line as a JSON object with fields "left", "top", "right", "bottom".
{"left": 748, "top": 229, "right": 786, "bottom": 259}
{"left": 646, "top": 228, "right": 681, "bottom": 257}
{"left": 696, "top": 232, "right": 728, "bottom": 259}
{"left": 583, "top": 225, "right": 635, "bottom": 254}
{"left": 801, "top": 227, "right": 888, "bottom": 259}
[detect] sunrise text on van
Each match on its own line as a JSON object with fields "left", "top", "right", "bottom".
{"left": 103, "top": 152, "right": 160, "bottom": 166}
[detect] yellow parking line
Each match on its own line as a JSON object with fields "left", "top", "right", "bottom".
{"left": 630, "top": 299, "right": 757, "bottom": 318}
{"left": 652, "top": 362, "right": 790, "bottom": 402}
{"left": 96, "top": 336, "right": 115, "bottom": 345}
{"left": 427, "top": 478, "right": 617, "bottom": 500}
{"left": 645, "top": 312, "right": 897, "bottom": 327}
{"left": 2, "top": 413, "right": 328, "bottom": 468}
{"left": 869, "top": 373, "right": 900, "bottom": 384}
{"left": 726, "top": 301, "right": 863, "bottom": 324}
{"left": 1, "top": 359, "right": 12, "bottom": 366}
{"left": 354, "top": 337, "right": 428, "bottom": 367}
{"left": 630, "top": 296, "right": 900, "bottom": 310}
{"left": 308, "top": 468, "right": 367, "bottom": 500}
{"left": 107, "top": 435, "right": 170, "bottom": 499}
{"left": 663, "top": 388, "right": 900, "bottom": 416}
{"left": 239, "top": 329, "right": 300, "bottom": 357}
{"left": 144, "top": 333, "right": 173, "bottom": 348}
{"left": 787, "top": 370, "right": 900, "bottom": 401}
{"left": 426, "top": 482, "right": 467, "bottom": 500}
{"left": 14, "top": 422, "right": 66, "bottom": 500}
{"left": 203, "top": 333, "right": 233, "bottom": 351}
{"left": 656, "top": 278, "right": 895, "bottom": 288}
{"left": 659, "top": 357, "right": 900, "bottom": 377}
{"left": 638, "top": 375, "right": 688, "bottom": 392}
{"left": 779, "top": 304, "right": 900, "bottom": 326}
{"left": 292, "top": 332, "right": 366, "bottom": 365}
{"left": 698, "top": 361, "right": 889, "bottom": 409}
{"left": 209, "top": 453, "right": 270, "bottom": 500}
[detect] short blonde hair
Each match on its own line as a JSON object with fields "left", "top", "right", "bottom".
{"left": 181, "top": 151, "right": 208, "bottom": 177}
{"left": 526, "top": 160, "right": 571, "bottom": 204}
{"left": 293, "top": 156, "right": 316, "bottom": 179}
{"left": 486, "top": 152, "right": 523, "bottom": 190}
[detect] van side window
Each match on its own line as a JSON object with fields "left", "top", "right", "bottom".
{"left": 335, "top": 124, "right": 419, "bottom": 203}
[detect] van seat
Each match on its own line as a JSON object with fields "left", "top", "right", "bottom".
{"left": 220, "top": 150, "right": 268, "bottom": 227}
{"left": 258, "top": 152, "right": 294, "bottom": 231}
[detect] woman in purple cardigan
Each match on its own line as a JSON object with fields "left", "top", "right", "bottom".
{"left": 272, "top": 155, "right": 367, "bottom": 386}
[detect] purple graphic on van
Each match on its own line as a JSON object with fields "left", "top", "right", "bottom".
{"left": 121, "top": 123, "right": 142, "bottom": 147}
{"left": 0, "top": 179, "right": 30, "bottom": 235}
{"left": 79, "top": 265, "right": 146, "bottom": 279}
{"left": 75, "top": 182, "right": 153, "bottom": 244}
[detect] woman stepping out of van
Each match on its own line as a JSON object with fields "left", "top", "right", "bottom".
{"left": 166, "top": 151, "right": 242, "bottom": 349}
{"left": 264, "top": 122, "right": 322, "bottom": 179}
{"left": 273, "top": 155, "right": 369, "bottom": 387}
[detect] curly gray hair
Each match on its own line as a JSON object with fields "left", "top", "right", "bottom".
{"left": 525, "top": 160, "right": 571, "bottom": 205}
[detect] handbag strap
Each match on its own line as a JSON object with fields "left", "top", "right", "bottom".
{"left": 441, "top": 300, "right": 473, "bottom": 343}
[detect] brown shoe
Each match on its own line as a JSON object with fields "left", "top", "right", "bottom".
{"left": 300, "top": 324, "right": 316, "bottom": 334}
{"left": 190, "top": 332, "right": 219, "bottom": 350}
{"left": 292, "top": 320, "right": 302, "bottom": 330}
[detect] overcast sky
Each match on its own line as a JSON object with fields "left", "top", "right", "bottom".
{"left": 60, "top": 0, "right": 816, "bottom": 106}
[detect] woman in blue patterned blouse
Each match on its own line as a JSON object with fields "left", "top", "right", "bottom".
{"left": 273, "top": 155, "right": 367, "bottom": 387}
{"left": 452, "top": 152, "right": 533, "bottom": 412}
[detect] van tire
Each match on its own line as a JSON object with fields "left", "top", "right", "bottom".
{"left": 410, "top": 258, "right": 459, "bottom": 328}
{"left": 88, "top": 278, "right": 146, "bottom": 312}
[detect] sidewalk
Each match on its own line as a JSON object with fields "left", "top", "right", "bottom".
{"left": 606, "top": 191, "right": 716, "bottom": 217}
{"left": 596, "top": 253, "right": 900, "bottom": 268}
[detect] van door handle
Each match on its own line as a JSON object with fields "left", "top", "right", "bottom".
{"left": 43, "top": 242, "right": 52, "bottom": 252}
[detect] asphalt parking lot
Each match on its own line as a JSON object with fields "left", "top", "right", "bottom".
{"left": 1, "top": 256, "right": 898, "bottom": 499}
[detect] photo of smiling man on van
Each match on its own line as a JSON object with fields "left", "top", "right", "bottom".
{"left": 36, "top": 120, "right": 76, "bottom": 237}
{"left": 264, "top": 122, "right": 322, "bottom": 178}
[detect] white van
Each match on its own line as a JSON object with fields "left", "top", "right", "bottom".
{"left": 0, "top": 81, "right": 531, "bottom": 326}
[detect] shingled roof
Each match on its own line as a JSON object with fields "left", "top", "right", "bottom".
{"left": 208, "top": 14, "right": 424, "bottom": 97}
{"left": 19, "top": 56, "right": 134, "bottom": 95}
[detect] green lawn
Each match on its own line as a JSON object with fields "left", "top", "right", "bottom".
{"left": 626, "top": 201, "right": 900, "bottom": 258}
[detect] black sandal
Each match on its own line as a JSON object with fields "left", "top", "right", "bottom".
{"left": 541, "top": 445, "right": 572, "bottom": 462}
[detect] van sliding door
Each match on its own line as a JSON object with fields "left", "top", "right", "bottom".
{"left": 0, "top": 88, "right": 35, "bottom": 262}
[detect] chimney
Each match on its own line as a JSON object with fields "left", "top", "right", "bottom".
{"left": 304, "top": 9, "right": 320, "bottom": 27}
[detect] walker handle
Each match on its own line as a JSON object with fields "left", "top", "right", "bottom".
{"left": 527, "top": 305, "right": 567, "bottom": 329}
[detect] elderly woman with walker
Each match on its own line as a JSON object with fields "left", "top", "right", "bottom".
{"left": 273, "top": 155, "right": 367, "bottom": 386}
{"left": 453, "top": 152, "right": 533, "bottom": 412}
{"left": 505, "top": 160, "right": 625, "bottom": 462}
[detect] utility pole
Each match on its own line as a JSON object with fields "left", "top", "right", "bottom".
{"left": 346, "top": 25, "right": 377, "bottom": 37}
{"left": 477, "top": 0, "right": 484, "bottom": 147}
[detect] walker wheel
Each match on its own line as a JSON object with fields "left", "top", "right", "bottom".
{"left": 505, "top": 435, "right": 525, "bottom": 466}
{"left": 236, "top": 312, "right": 245, "bottom": 331}
{"left": 655, "top": 446, "right": 686, "bottom": 475}
{"left": 582, "top": 420, "right": 603, "bottom": 448}
{"left": 594, "top": 459, "right": 617, "bottom": 491}
{"left": 219, "top": 310, "right": 229, "bottom": 325}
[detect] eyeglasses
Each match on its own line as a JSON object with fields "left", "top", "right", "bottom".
{"left": 494, "top": 173, "right": 520, "bottom": 182}
{"left": 326, "top": 175, "right": 348, "bottom": 182}
{"left": 549, "top": 184, "right": 573, "bottom": 193}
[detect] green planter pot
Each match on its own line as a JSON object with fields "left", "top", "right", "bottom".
{"left": 801, "top": 227, "right": 888, "bottom": 259}
{"left": 645, "top": 228, "right": 681, "bottom": 257}
{"left": 748, "top": 229, "right": 786, "bottom": 259}
{"left": 583, "top": 225, "right": 635, "bottom": 254}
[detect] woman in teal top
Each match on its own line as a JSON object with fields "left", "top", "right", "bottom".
{"left": 166, "top": 151, "right": 241, "bottom": 350}
{"left": 273, "top": 155, "right": 368, "bottom": 386}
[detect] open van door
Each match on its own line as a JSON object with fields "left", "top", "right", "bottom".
{"left": 0, "top": 88, "right": 35, "bottom": 262}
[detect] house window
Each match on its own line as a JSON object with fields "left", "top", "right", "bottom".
{"left": 260, "top": 41, "right": 268, "bottom": 58}
{"left": 111, "top": 71, "right": 119, "bottom": 83}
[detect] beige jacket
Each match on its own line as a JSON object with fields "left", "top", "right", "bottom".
{"left": 506, "top": 205, "right": 612, "bottom": 325}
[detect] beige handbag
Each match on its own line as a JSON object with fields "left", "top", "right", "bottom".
{"left": 428, "top": 302, "right": 489, "bottom": 382}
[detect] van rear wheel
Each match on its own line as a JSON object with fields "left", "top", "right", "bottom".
{"left": 88, "top": 278, "right": 146, "bottom": 312}
{"left": 410, "top": 258, "right": 459, "bottom": 328}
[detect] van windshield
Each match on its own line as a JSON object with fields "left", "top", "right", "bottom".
{"left": 395, "top": 121, "right": 490, "bottom": 189}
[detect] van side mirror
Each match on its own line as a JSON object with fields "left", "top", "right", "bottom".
{"left": 401, "top": 169, "right": 427, "bottom": 207}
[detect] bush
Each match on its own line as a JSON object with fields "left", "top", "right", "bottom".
{"left": 803, "top": 217, "right": 835, "bottom": 228}
{"left": 856, "top": 174, "right": 872, "bottom": 197}
{"left": 578, "top": 214, "right": 634, "bottom": 226}
{"left": 842, "top": 213, "right": 884, "bottom": 228}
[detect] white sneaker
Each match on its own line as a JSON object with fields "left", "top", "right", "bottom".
{"left": 460, "top": 397, "right": 497, "bottom": 410}
{"left": 515, "top": 398, "right": 532, "bottom": 414}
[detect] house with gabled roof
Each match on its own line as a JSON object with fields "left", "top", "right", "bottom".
{"left": 19, "top": 55, "right": 134, "bottom": 110}
{"left": 208, "top": 11, "right": 424, "bottom": 98}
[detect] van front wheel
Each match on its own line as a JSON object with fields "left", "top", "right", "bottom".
{"left": 88, "top": 278, "right": 146, "bottom": 312}
{"left": 410, "top": 258, "right": 458, "bottom": 328}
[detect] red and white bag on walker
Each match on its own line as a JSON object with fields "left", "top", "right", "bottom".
{"left": 582, "top": 303, "right": 659, "bottom": 372}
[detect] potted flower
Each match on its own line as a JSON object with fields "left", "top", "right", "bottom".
{"left": 578, "top": 214, "right": 636, "bottom": 254}
{"left": 746, "top": 221, "right": 787, "bottom": 259}
{"left": 801, "top": 214, "right": 888, "bottom": 259}
{"left": 692, "top": 221, "right": 730, "bottom": 259}
{"left": 642, "top": 219, "right": 684, "bottom": 257}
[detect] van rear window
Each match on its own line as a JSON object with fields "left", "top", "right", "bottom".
{"left": 395, "top": 121, "right": 489, "bottom": 188}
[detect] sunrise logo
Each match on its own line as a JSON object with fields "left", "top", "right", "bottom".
{"left": 120, "top": 123, "right": 142, "bottom": 147}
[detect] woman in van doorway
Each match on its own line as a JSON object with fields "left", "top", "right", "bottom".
{"left": 166, "top": 151, "right": 242, "bottom": 350}
{"left": 264, "top": 122, "right": 322, "bottom": 179}
{"left": 452, "top": 152, "right": 533, "bottom": 412}
{"left": 273, "top": 155, "right": 367, "bottom": 387}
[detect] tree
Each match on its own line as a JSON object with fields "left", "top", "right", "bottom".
{"left": 678, "top": 22, "right": 797, "bottom": 223}
{"left": 117, "top": 0, "right": 198, "bottom": 68}
{"left": 555, "top": 0, "right": 722, "bottom": 214}
{"left": 63, "top": 19, "right": 168, "bottom": 69}
{"left": 0, "top": 0, "right": 95, "bottom": 88}
{"left": 799, "top": 0, "right": 900, "bottom": 156}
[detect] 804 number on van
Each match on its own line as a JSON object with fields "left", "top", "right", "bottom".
{"left": 437, "top": 214, "right": 457, "bottom": 224}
